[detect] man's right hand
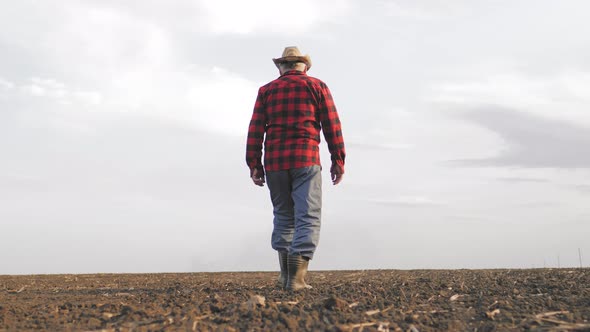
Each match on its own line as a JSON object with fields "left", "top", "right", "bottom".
{"left": 251, "top": 168, "right": 265, "bottom": 187}
{"left": 330, "top": 164, "right": 344, "bottom": 185}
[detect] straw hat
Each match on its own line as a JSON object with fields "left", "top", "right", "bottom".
{"left": 272, "top": 46, "right": 312, "bottom": 70}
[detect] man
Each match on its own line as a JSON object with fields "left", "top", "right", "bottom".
{"left": 246, "top": 46, "right": 346, "bottom": 291}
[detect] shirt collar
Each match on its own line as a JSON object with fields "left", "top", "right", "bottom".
{"left": 281, "top": 70, "right": 306, "bottom": 77}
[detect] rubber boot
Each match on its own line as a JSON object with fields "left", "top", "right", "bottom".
{"left": 286, "top": 255, "right": 312, "bottom": 291}
{"left": 277, "top": 251, "right": 288, "bottom": 289}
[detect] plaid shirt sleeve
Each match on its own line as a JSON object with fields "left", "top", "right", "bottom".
{"left": 245, "top": 87, "right": 266, "bottom": 175}
{"left": 318, "top": 84, "right": 346, "bottom": 168}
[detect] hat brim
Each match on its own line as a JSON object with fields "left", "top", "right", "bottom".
{"left": 272, "top": 55, "right": 312, "bottom": 70}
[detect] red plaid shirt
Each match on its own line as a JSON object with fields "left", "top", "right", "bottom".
{"left": 246, "top": 70, "right": 345, "bottom": 173}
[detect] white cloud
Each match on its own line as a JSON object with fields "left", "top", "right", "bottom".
{"left": 0, "top": 78, "right": 15, "bottom": 90}
{"left": 196, "top": 0, "right": 353, "bottom": 34}
{"left": 0, "top": 0, "right": 262, "bottom": 136}
{"left": 72, "top": 91, "right": 102, "bottom": 105}
{"left": 24, "top": 84, "right": 48, "bottom": 97}
{"left": 19, "top": 77, "right": 102, "bottom": 106}
{"left": 430, "top": 71, "right": 590, "bottom": 126}
{"left": 31, "top": 77, "right": 65, "bottom": 90}
{"left": 21, "top": 3, "right": 262, "bottom": 135}
{"left": 99, "top": 63, "right": 260, "bottom": 136}
{"left": 369, "top": 196, "right": 440, "bottom": 206}
{"left": 186, "top": 67, "right": 259, "bottom": 135}
{"left": 377, "top": 1, "right": 465, "bottom": 20}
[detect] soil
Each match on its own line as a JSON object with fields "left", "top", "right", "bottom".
{"left": 1, "top": 269, "right": 589, "bottom": 331}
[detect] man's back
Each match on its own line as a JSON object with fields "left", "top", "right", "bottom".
{"left": 260, "top": 71, "right": 324, "bottom": 145}
{"left": 247, "top": 70, "right": 345, "bottom": 172}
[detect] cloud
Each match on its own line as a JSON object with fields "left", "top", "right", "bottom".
{"left": 347, "top": 142, "right": 413, "bottom": 151}
{"left": 0, "top": 78, "right": 15, "bottom": 90}
{"left": 0, "top": 76, "right": 102, "bottom": 106}
{"left": 195, "top": 0, "right": 353, "bottom": 35}
{"left": 430, "top": 69, "right": 590, "bottom": 168}
{"left": 431, "top": 71, "right": 590, "bottom": 126}
{"left": 1, "top": 0, "right": 263, "bottom": 137}
{"left": 365, "top": 196, "right": 440, "bottom": 207}
{"left": 97, "top": 64, "right": 260, "bottom": 136}
{"left": 496, "top": 177, "right": 550, "bottom": 184}
{"left": 453, "top": 106, "right": 590, "bottom": 168}
{"left": 377, "top": 1, "right": 467, "bottom": 20}
{"left": 571, "top": 184, "right": 590, "bottom": 194}
{"left": 17, "top": 77, "right": 103, "bottom": 105}
{"left": 186, "top": 67, "right": 260, "bottom": 135}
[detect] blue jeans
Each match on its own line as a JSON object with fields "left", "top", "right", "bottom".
{"left": 266, "top": 165, "right": 322, "bottom": 260}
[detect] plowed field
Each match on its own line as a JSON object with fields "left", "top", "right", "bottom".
{"left": 1, "top": 269, "right": 589, "bottom": 331}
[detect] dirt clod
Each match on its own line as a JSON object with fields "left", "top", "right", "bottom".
{"left": 245, "top": 294, "right": 266, "bottom": 309}
{"left": 323, "top": 296, "right": 348, "bottom": 311}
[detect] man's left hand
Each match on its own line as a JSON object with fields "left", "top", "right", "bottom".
{"left": 330, "top": 164, "right": 344, "bottom": 185}
{"left": 251, "top": 168, "right": 265, "bottom": 187}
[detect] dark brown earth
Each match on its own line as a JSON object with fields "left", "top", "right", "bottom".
{"left": 1, "top": 269, "right": 589, "bottom": 331}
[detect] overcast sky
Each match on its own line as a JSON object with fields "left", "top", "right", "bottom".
{"left": 1, "top": 0, "right": 589, "bottom": 274}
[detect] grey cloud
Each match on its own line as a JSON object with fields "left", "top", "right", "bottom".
{"left": 347, "top": 142, "right": 412, "bottom": 151}
{"left": 571, "top": 184, "right": 590, "bottom": 194}
{"left": 496, "top": 177, "right": 550, "bottom": 183}
{"left": 362, "top": 197, "right": 441, "bottom": 208}
{"left": 453, "top": 106, "right": 590, "bottom": 168}
{"left": 0, "top": 78, "right": 15, "bottom": 89}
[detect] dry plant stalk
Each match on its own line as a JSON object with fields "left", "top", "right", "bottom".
{"left": 534, "top": 310, "right": 569, "bottom": 319}
{"left": 365, "top": 305, "right": 394, "bottom": 316}
{"left": 486, "top": 309, "right": 500, "bottom": 320}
